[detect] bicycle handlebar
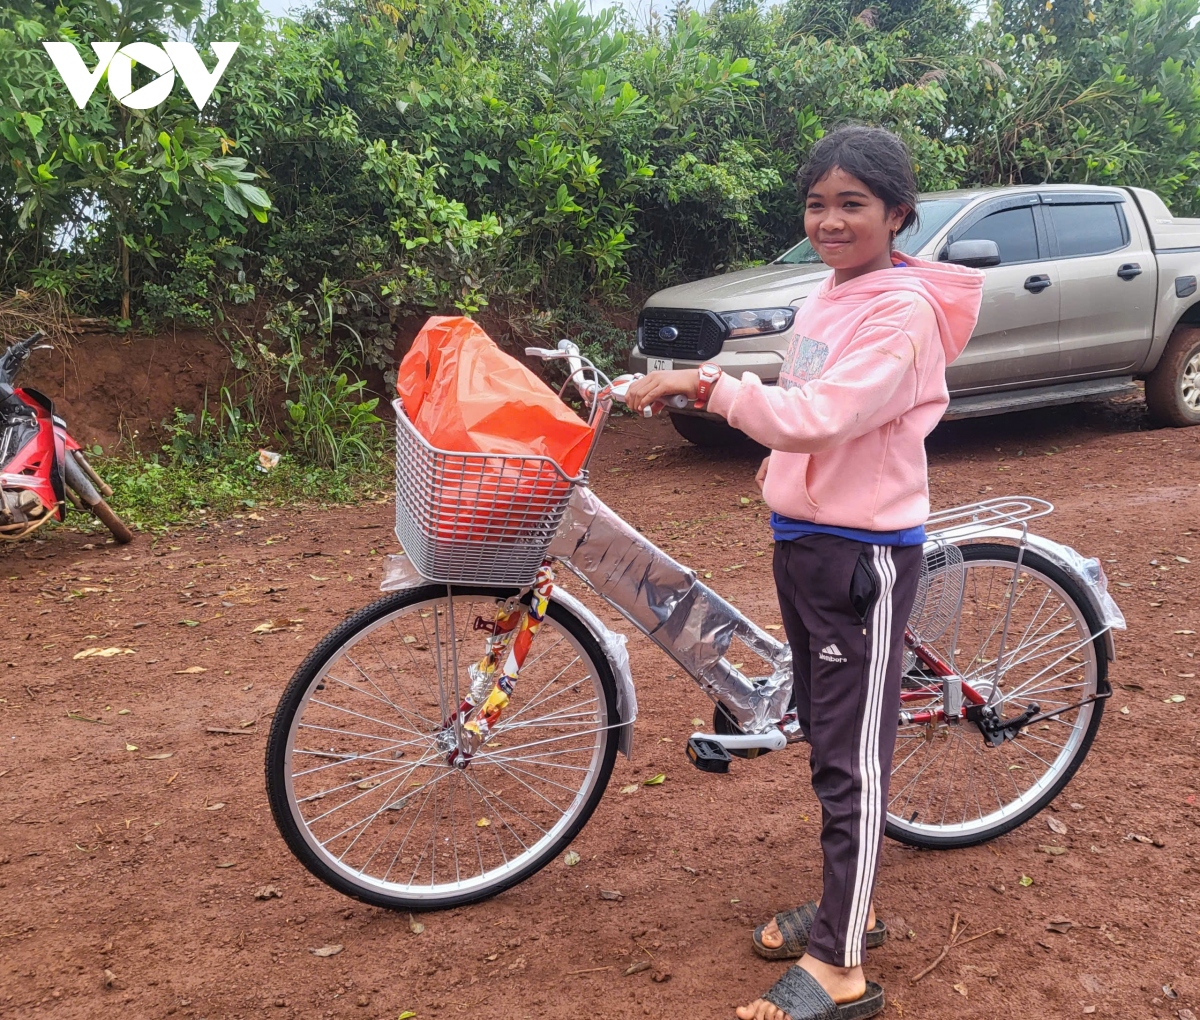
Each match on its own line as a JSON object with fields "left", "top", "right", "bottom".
{"left": 525, "top": 341, "right": 689, "bottom": 418}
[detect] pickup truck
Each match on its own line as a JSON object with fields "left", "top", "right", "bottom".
{"left": 629, "top": 184, "right": 1200, "bottom": 445}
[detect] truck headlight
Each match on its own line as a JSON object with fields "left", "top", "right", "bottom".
{"left": 719, "top": 307, "right": 795, "bottom": 338}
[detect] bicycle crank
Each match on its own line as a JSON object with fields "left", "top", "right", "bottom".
{"left": 686, "top": 729, "right": 788, "bottom": 774}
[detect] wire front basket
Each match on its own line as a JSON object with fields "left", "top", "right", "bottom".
{"left": 393, "top": 399, "right": 586, "bottom": 586}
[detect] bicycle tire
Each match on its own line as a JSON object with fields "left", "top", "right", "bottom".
{"left": 885, "top": 543, "right": 1107, "bottom": 850}
{"left": 265, "top": 585, "right": 620, "bottom": 911}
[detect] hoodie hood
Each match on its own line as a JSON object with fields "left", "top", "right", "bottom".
{"left": 815, "top": 254, "right": 984, "bottom": 365}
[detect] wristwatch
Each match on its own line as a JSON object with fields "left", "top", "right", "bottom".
{"left": 695, "top": 362, "right": 723, "bottom": 409}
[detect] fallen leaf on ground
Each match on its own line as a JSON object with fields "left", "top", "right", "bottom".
{"left": 476, "top": 817, "right": 490, "bottom": 827}
{"left": 643, "top": 773, "right": 666, "bottom": 786}
{"left": 739, "top": 496, "right": 750, "bottom": 506}
{"left": 216, "top": 862, "right": 237, "bottom": 869}
{"left": 311, "top": 945, "right": 343, "bottom": 957}
{"left": 624, "top": 960, "right": 652, "bottom": 977}
{"left": 618, "top": 784, "right": 639, "bottom": 794}
{"left": 103, "top": 968, "right": 117, "bottom": 987}
{"left": 1165, "top": 694, "right": 1187, "bottom": 702}
{"left": 124, "top": 743, "right": 138, "bottom": 752}
{"left": 1046, "top": 815, "right": 1068, "bottom": 835}
{"left": 117, "top": 709, "right": 131, "bottom": 716}
{"left": 1019, "top": 875, "right": 1034, "bottom": 887}
{"left": 207, "top": 802, "right": 225, "bottom": 811}
{"left": 175, "top": 666, "right": 207, "bottom": 674}
{"left": 652, "top": 970, "right": 671, "bottom": 983}
{"left": 356, "top": 779, "right": 382, "bottom": 790}
{"left": 309, "top": 575, "right": 329, "bottom": 581}
{"left": 1082, "top": 1006, "right": 1096, "bottom": 1015}
{"left": 66, "top": 711, "right": 106, "bottom": 724}
{"left": 952, "top": 983, "right": 968, "bottom": 997}
{"left": 73, "top": 647, "right": 135, "bottom": 660}
{"left": 408, "top": 914, "right": 424, "bottom": 935}
{"left": 253, "top": 619, "right": 303, "bottom": 634}
{"left": 1174, "top": 629, "right": 1196, "bottom": 635}
{"left": 398, "top": 1012, "right": 417, "bottom": 1019}
{"left": 599, "top": 889, "right": 622, "bottom": 900}
{"left": 1125, "top": 833, "right": 1154, "bottom": 844}
{"left": 254, "top": 885, "right": 282, "bottom": 900}
{"left": 563, "top": 850, "right": 581, "bottom": 867}
{"left": 1040, "top": 845, "right": 1067, "bottom": 856}
{"left": 179, "top": 620, "right": 199, "bottom": 627}
{"left": 690, "top": 717, "right": 704, "bottom": 727}
{"left": 1045, "top": 919, "right": 1074, "bottom": 933}
{"left": 765, "top": 624, "right": 782, "bottom": 630}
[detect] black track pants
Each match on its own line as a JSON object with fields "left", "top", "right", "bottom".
{"left": 773, "top": 534, "right": 922, "bottom": 968}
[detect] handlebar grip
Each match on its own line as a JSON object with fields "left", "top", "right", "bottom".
{"left": 524, "top": 347, "right": 558, "bottom": 359}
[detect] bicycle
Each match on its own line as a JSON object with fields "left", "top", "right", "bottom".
{"left": 265, "top": 340, "right": 1125, "bottom": 910}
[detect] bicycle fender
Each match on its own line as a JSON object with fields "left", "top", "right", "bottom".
{"left": 549, "top": 586, "right": 637, "bottom": 759}
{"left": 952, "top": 528, "right": 1123, "bottom": 661}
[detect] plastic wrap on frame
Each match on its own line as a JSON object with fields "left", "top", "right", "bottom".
{"left": 549, "top": 486, "right": 793, "bottom": 734}
{"left": 961, "top": 527, "right": 1126, "bottom": 659}
{"left": 380, "top": 552, "right": 428, "bottom": 591}
{"left": 549, "top": 587, "right": 637, "bottom": 758}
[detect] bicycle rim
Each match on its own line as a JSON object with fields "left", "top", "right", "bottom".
{"left": 270, "top": 588, "right": 616, "bottom": 908}
{"left": 887, "top": 545, "right": 1104, "bottom": 846}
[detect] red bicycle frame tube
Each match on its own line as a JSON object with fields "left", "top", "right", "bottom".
{"left": 897, "top": 628, "right": 987, "bottom": 725}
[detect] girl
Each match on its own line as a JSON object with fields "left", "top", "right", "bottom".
{"left": 627, "top": 125, "right": 984, "bottom": 1020}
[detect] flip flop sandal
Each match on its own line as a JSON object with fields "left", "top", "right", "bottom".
{"left": 752, "top": 902, "right": 888, "bottom": 960}
{"left": 761, "top": 964, "right": 885, "bottom": 1020}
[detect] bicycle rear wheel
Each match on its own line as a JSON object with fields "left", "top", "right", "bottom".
{"left": 265, "top": 585, "right": 619, "bottom": 911}
{"left": 886, "top": 543, "right": 1107, "bottom": 849}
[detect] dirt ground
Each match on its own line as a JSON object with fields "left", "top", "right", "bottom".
{"left": 2, "top": 393, "right": 1199, "bottom": 1020}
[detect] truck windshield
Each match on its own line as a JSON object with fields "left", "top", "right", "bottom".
{"left": 773, "top": 198, "right": 970, "bottom": 264}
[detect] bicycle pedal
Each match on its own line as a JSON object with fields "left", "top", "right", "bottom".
{"left": 686, "top": 736, "right": 731, "bottom": 774}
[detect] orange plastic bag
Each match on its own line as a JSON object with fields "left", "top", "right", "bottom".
{"left": 397, "top": 316, "right": 594, "bottom": 475}
{"left": 396, "top": 317, "right": 594, "bottom": 544}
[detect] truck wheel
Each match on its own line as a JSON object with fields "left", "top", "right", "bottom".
{"left": 1145, "top": 326, "right": 1200, "bottom": 427}
{"left": 669, "top": 412, "right": 762, "bottom": 449}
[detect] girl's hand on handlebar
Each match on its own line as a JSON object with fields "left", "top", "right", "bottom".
{"left": 755, "top": 456, "right": 769, "bottom": 493}
{"left": 626, "top": 369, "right": 700, "bottom": 414}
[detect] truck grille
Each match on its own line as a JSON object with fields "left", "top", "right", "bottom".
{"left": 638, "top": 309, "right": 727, "bottom": 360}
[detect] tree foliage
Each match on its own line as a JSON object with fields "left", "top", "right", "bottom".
{"left": 1, "top": 0, "right": 1197, "bottom": 356}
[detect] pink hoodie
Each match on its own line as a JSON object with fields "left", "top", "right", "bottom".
{"left": 706, "top": 255, "right": 984, "bottom": 531}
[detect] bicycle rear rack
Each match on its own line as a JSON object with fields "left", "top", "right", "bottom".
{"left": 925, "top": 496, "right": 1053, "bottom": 544}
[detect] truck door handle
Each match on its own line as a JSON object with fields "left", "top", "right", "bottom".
{"left": 1024, "top": 274, "right": 1052, "bottom": 293}
{"left": 1117, "top": 263, "right": 1142, "bottom": 280}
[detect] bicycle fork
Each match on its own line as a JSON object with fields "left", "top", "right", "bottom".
{"left": 439, "top": 561, "right": 556, "bottom": 765}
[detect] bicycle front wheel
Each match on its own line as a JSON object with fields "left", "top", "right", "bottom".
{"left": 265, "top": 585, "right": 619, "bottom": 911}
{"left": 886, "top": 543, "right": 1107, "bottom": 849}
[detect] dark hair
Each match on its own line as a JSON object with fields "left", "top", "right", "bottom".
{"left": 796, "top": 125, "right": 919, "bottom": 236}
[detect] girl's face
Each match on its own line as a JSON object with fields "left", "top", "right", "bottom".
{"left": 804, "top": 166, "right": 911, "bottom": 283}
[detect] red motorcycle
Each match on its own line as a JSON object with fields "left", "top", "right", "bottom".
{"left": 0, "top": 331, "right": 132, "bottom": 544}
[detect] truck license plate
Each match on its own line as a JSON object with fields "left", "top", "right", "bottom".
{"left": 647, "top": 358, "right": 673, "bottom": 373}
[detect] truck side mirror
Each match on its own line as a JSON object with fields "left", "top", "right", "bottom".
{"left": 944, "top": 239, "right": 1001, "bottom": 268}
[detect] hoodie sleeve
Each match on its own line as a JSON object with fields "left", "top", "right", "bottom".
{"left": 706, "top": 295, "right": 935, "bottom": 454}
